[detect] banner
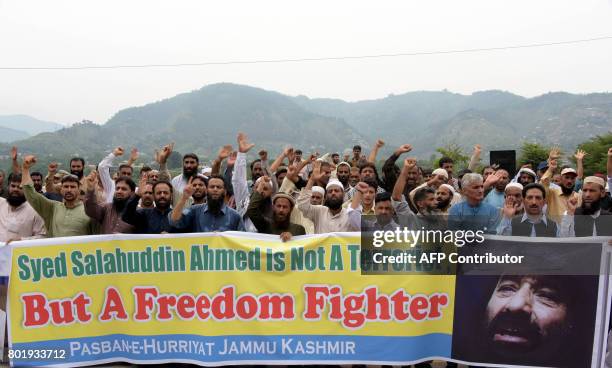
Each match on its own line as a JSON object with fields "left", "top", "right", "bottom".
{"left": 5, "top": 232, "right": 611, "bottom": 367}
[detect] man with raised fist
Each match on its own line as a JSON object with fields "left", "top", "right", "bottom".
{"left": 21, "top": 155, "right": 96, "bottom": 237}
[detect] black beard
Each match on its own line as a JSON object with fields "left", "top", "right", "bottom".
{"left": 561, "top": 185, "right": 574, "bottom": 196}
{"left": 436, "top": 198, "right": 451, "bottom": 209}
{"left": 155, "top": 199, "right": 170, "bottom": 211}
{"left": 183, "top": 168, "right": 197, "bottom": 177}
{"left": 113, "top": 197, "right": 128, "bottom": 212}
{"left": 192, "top": 192, "right": 206, "bottom": 203}
{"left": 71, "top": 170, "right": 83, "bottom": 179}
{"left": 338, "top": 176, "right": 349, "bottom": 186}
{"left": 324, "top": 197, "right": 343, "bottom": 210}
{"left": 273, "top": 213, "right": 290, "bottom": 229}
{"left": 252, "top": 173, "right": 262, "bottom": 182}
{"left": 207, "top": 194, "right": 224, "bottom": 214}
{"left": 582, "top": 200, "right": 601, "bottom": 215}
{"left": 7, "top": 195, "right": 26, "bottom": 207}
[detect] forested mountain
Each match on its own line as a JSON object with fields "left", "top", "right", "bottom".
{"left": 2, "top": 84, "right": 611, "bottom": 169}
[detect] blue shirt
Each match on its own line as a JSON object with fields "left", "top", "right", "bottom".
{"left": 483, "top": 189, "right": 505, "bottom": 209}
{"left": 448, "top": 200, "right": 500, "bottom": 234}
{"left": 169, "top": 203, "right": 246, "bottom": 232}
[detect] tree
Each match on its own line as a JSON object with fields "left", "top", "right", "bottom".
{"left": 574, "top": 133, "right": 612, "bottom": 175}
{"left": 518, "top": 142, "right": 550, "bottom": 168}
{"left": 434, "top": 142, "right": 469, "bottom": 169}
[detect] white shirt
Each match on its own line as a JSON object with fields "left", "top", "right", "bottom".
{"left": 0, "top": 198, "right": 46, "bottom": 242}
{"left": 297, "top": 189, "right": 356, "bottom": 234}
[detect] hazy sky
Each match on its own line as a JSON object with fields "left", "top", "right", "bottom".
{"left": 1, "top": 0, "right": 612, "bottom": 125}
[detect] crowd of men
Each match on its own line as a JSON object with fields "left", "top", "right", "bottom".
{"left": 1, "top": 135, "right": 612, "bottom": 368}
{"left": 2, "top": 136, "right": 612, "bottom": 244}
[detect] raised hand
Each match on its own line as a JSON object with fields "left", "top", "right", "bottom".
{"left": 217, "top": 144, "right": 233, "bottom": 160}
{"left": 286, "top": 164, "right": 299, "bottom": 183}
{"left": 256, "top": 176, "right": 271, "bottom": 195}
{"left": 10, "top": 146, "right": 17, "bottom": 161}
{"left": 485, "top": 171, "right": 501, "bottom": 185}
{"left": 403, "top": 157, "right": 417, "bottom": 169}
{"left": 129, "top": 148, "right": 139, "bottom": 161}
{"left": 23, "top": 155, "right": 37, "bottom": 170}
{"left": 227, "top": 151, "right": 237, "bottom": 166}
{"left": 47, "top": 162, "right": 58, "bottom": 173}
{"left": 182, "top": 177, "right": 195, "bottom": 199}
{"left": 355, "top": 181, "right": 370, "bottom": 194}
{"left": 136, "top": 172, "right": 148, "bottom": 196}
{"left": 237, "top": 132, "right": 255, "bottom": 153}
{"left": 375, "top": 139, "right": 385, "bottom": 149}
{"left": 502, "top": 196, "right": 516, "bottom": 218}
{"left": 156, "top": 142, "right": 174, "bottom": 164}
{"left": 608, "top": 147, "right": 612, "bottom": 157}
{"left": 310, "top": 160, "right": 323, "bottom": 183}
{"left": 473, "top": 144, "right": 482, "bottom": 155}
{"left": 548, "top": 147, "right": 561, "bottom": 160}
{"left": 283, "top": 146, "right": 294, "bottom": 158}
{"left": 396, "top": 144, "right": 412, "bottom": 154}
{"left": 113, "top": 147, "right": 125, "bottom": 157}
{"left": 574, "top": 149, "right": 587, "bottom": 161}
{"left": 85, "top": 171, "right": 98, "bottom": 191}
{"left": 548, "top": 158, "right": 558, "bottom": 171}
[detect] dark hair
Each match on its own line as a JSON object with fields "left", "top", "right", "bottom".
{"left": 359, "top": 162, "right": 377, "bottom": 174}
{"left": 207, "top": 174, "right": 226, "bottom": 189}
{"left": 70, "top": 157, "right": 85, "bottom": 166}
{"left": 458, "top": 169, "right": 472, "bottom": 178}
{"left": 275, "top": 167, "right": 287, "bottom": 180}
{"left": 332, "top": 153, "right": 339, "bottom": 157}
{"left": 414, "top": 186, "right": 435, "bottom": 204}
{"left": 353, "top": 145, "right": 362, "bottom": 151}
{"left": 363, "top": 178, "right": 377, "bottom": 190}
{"left": 422, "top": 168, "right": 433, "bottom": 176}
{"left": 192, "top": 174, "right": 208, "bottom": 186}
{"left": 522, "top": 183, "right": 546, "bottom": 199}
{"left": 152, "top": 180, "right": 173, "bottom": 194}
{"left": 481, "top": 165, "right": 494, "bottom": 174}
{"left": 115, "top": 176, "right": 136, "bottom": 192}
{"left": 119, "top": 164, "right": 133, "bottom": 172}
{"left": 250, "top": 159, "right": 262, "bottom": 172}
{"left": 61, "top": 175, "right": 81, "bottom": 185}
{"left": 30, "top": 171, "right": 43, "bottom": 179}
{"left": 8, "top": 173, "right": 22, "bottom": 183}
{"left": 375, "top": 192, "right": 392, "bottom": 203}
{"left": 438, "top": 157, "right": 454, "bottom": 168}
{"left": 294, "top": 149, "right": 302, "bottom": 155}
{"left": 140, "top": 166, "right": 152, "bottom": 174}
{"left": 183, "top": 153, "right": 199, "bottom": 163}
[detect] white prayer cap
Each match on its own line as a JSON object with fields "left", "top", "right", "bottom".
{"left": 312, "top": 186, "right": 325, "bottom": 196}
{"left": 505, "top": 182, "right": 524, "bottom": 192}
{"left": 325, "top": 179, "right": 343, "bottom": 191}
{"left": 439, "top": 183, "right": 455, "bottom": 194}
{"left": 432, "top": 168, "right": 449, "bottom": 179}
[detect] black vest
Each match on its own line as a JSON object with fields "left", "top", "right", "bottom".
{"left": 511, "top": 216, "right": 558, "bottom": 237}
{"left": 573, "top": 208, "right": 612, "bottom": 237}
